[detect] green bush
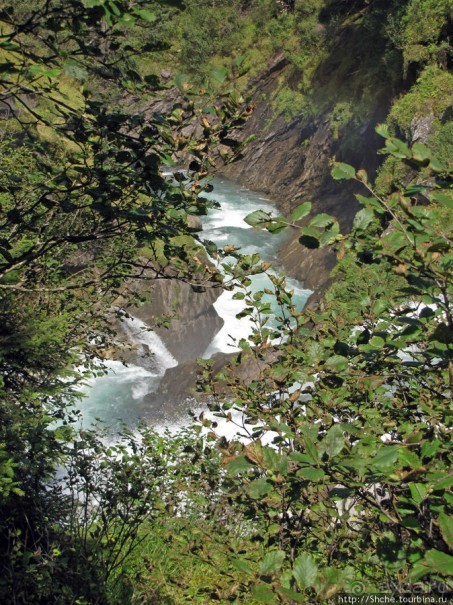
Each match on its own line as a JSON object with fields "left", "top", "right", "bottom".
{"left": 194, "top": 133, "right": 453, "bottom": 602}
{"left": 389, "top": 66, "right": 453, "bottom": 137}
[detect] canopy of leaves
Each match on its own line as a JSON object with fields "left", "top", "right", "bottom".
{"left": 0, "top": 1, "right": 252, "bottom": 602}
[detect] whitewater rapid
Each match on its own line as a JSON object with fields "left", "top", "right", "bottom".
{"left": 78, "top": 317, "right": 177, "bottom": 429}
{"left": 79, "top": 177, "right": 312, "bottom": 431}
{"left": 200, "top": 178, "right": 311, "bottom": 356}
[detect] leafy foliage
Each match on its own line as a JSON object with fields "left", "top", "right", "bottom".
{"left": 194, "top": 132, "right": 452, "bottom": 602}
{"left": 0, "top": 1, "right": 452, "bottom": 603}
{"left": 0, "top": 2, "right": 252, "bottom": 603}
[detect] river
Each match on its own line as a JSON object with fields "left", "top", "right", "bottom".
{"left": 77, "top": 177, "right": 312, "bottom": 431}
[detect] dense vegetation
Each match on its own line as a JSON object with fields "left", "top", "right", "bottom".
{"left": 0, "top": 0, "right": 451, "bottom": 604}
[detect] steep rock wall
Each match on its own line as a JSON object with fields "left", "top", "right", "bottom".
{"left": 220, "top": 54, "right": 390, "bottom": 291}
{"left": 131, "top": 279, "right": 223, "bottom": 364}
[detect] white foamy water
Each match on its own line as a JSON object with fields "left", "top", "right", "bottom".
{"left": 121, "top": 316, "right": 178, "bottom": 372}
{"left": 160, "top": 404, "right": 281, "bottom": 447}
{"left": 78, "top": 361, "right": 157, "bottom": 429}
{"left": 201, "top": 178, "right": 312, "bottom": 356}
{"left": 203, "top": 272, "right": 312, "bottom": 357}
{"left": 78, "top": 317, "right": 177, "bottom": 430}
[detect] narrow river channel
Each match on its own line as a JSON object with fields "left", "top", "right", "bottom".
{"left": 78, "top": 177, "right": 312, "bottom": 431}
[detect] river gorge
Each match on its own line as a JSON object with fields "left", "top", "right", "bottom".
{"left": 78, "top": 176, "right": 312, "bottom": 432}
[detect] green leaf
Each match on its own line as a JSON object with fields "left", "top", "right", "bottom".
{"left": 422, "top": 549, "right": 453, "bottom": 575}
{"left": 411, "top": 142, "right": 431, "bottom": 163}
{"left": 399, "top": 447, "right": 422, "bottom": 469}
{"left": 325, "top": 355, "right": 349, "bottom": 372}
{"left": 119, "top": 12, "right": 136, "bottom": 24}
{"left": 227, "top": 455, "right": 254, "bottom": 474}
{"left": 108, "top": 1, "right": 121, "bottom": 17}
{"left": 244, "top": 209, "right": 271, "bottom": 228}
{"left": 302, "top": 435, "right": 320, "bottom": 465}
{"left": 267, "top": 220, "right": 287, "bottom": 234}
{"left": 251, "top": 584, "right": 275, "bottom": 603}
{"left": 369, "top": 335, "right": 385, "bottom": 348}
{"left": 174, "top": 73, "right": 190, "bottom": 91}
{"left": 323, "top": 425, "right": 345, "bottom": 458}
{"left": 385, "top": 137, "right": 411, "bottom": 159}
{"left": 259, "top": 550, "right": 286, "bottom": 575}
{"left": 375, "top": 123, "right": 390, "bottom": 138}
{"left": 29, "top": 65, "right": 62, "bottom": 78}
{"left": 408, "top": 562, "right": 431, "bottom": 581}
{"left": 421, "top": 440, "right": 441, "bottom": 460}
{"left": 291, "top": 202, "right": 312, "bottom": 222}
{"left": 133, "top": 8, "right": 156, "bottom": 22}
{"left": 438, "top": 514, "right": 453, "bottom": 549}
{"left": 315, "top": 566, "right": 348, "bottom": 598}
{"left": 409, "top": 483, "right": 427, "bottom": 505}
{"left": 279, "top": 587, "right": 306, "bottom": 603}
{"left": 293, "top": 553, "right": 318, "bottom": 589}
{"left": 372, "top": 447, "right": 399, "bottom": 470}
{"left": 203, "top": 239, "right": 219, "bottom": 257}
{"left": 262, "top": 447, "right": 279, "bottom": 471}
{"left": 427, "top": 240, "right": 450, "bottom": 253}
{"left": 429, "top": 157, "right": 446, "bottom": 173}
{"left": 0, "top": 42, "right": 20, "bottom": 51}
{"left": 331, "top": 162, "right": 356, "bottom": 180}
{"left": 431, "top": 191, "right": 453, "bottom": 209}
{"left": 433, "top": 475, "right": 453, "bottom": 491}
{"left": 353, "top": 208, "right": 374, "bottom": 231}
{"left": 248, "top": 478, "right": 273, "bottom": 499}
{"left": 310, "top": 213, "right": 335, "bottom": 228}
{"left": 210, "top": 67, "right": 228, "bottom": 83}
{"left": 404, "top": 184, "right": 427, "bottom": 195}
{"left": 234, "top": 53, "right": 247, "bottom": 68}
{"left": 297, "top": 466, "right": 325, "bottom": 481}
{"left": 290, "top": 452, "right": 313, "bottom": 465}
{"left": 382, "top": 229, "right": 408, "bottom": 253}
{"left": 231, "top": 558, "right": 254, "bottom": 575}
{"left": 319, "top": 228, "right": 338, "bottom": 247}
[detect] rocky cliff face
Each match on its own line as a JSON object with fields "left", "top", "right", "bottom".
{"left": 131, "top": 278, "right": 223, "bottom": 364}
{"left": 220, "top": 54, "right": 390, "bottom": 291}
